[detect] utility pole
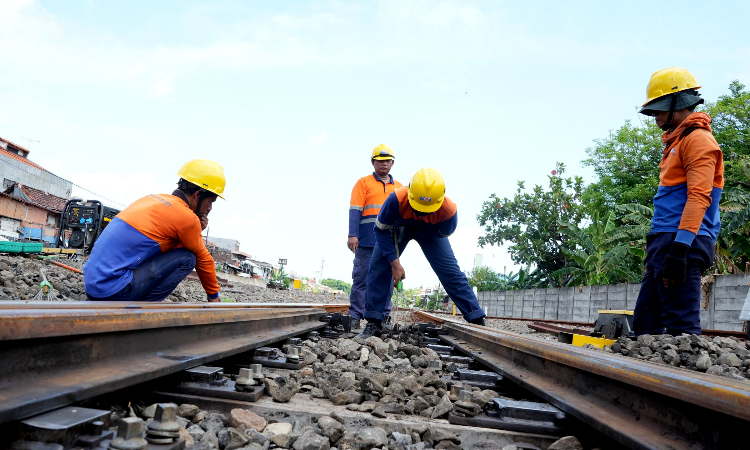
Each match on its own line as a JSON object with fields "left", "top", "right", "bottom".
{"left": 319, "top": 259, "right": 325, "bottom": 282}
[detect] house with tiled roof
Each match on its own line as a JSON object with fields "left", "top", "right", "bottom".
{"left": 0, "top": 137, "right": 72, "bottom": 199}
{"left": 0, "top": 136, "right": 72, "bottom": 242}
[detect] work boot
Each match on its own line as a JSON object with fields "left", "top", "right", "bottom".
{"left": 468, "top": 316, "right": 486, "bottom": 326}
{"left": 350, "top": 318, "right": 361, "bottom": 331}
{"left": 357, "top": 321, "right": 383, "bottom": 339}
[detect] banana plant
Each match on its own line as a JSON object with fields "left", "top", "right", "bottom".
{"left": 551, "top": 210, "right": 644, "bottom": 286}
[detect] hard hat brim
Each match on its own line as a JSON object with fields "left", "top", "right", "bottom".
{"left": 408, "top": 197, "right": 443, "bottom": 214}
{"left": 372, "top": 156, "right": 395, "bottom": 161}
{"left": 639, "top": 91, "right": 704, "bottom": 114}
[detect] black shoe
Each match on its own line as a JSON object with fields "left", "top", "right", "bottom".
{"left": 357, "top": 321, "right": 383, "bottom": 339}
{"left": 350, "top": 318, "right": 361, "bottom": 331}
{"left": 468, "top": 316, "right": 486, "bottom": 326}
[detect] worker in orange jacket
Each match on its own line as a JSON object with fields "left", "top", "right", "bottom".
{"left": 84, "top": 160, "right": 226, "bottom": 302}
{"left": 635, "top": 68, "right": 724, "bottom": 335}
{"left": 348, "top": 144, "right": 403, "bottom": 329}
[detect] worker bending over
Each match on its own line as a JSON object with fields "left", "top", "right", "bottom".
{"left": 358, "top": 168, "right": 486, "bottom": 338}
{"left": 84, "top": 159, "right": 226, "bottom": 302}
{"left": 634, "top": 67, "right": 723, "bottom": 335}
{"left": 348, "top": 144, "right": 403, "bottom": 330}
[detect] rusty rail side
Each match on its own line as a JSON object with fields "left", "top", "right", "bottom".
{"left": 0, "top": 307, "right": 325, "bottom": 424}
{"left": 412, "top": 309, "right": 747, "bottom": 338}
{"left": 412, "top": 311, "right": 750, "bottom": 450}
{"left": 527, "top": 322, "right": 593, "bottom": 336}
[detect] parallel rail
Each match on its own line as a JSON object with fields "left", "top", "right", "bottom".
{"left": 0, "top": 302, "right": 331, "bottom": 423}
{"left": 413, "top": 310, "right": 750, "bottom": 450}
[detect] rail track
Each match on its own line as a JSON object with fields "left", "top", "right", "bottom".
{"left": 413, "top": 310, "right": 750, "bottom": 450}
{"left": 1, "top": 302, "right": 748, "bottom": 450}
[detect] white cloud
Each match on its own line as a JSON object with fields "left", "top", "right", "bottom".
{"left": 308, "top": 130, "right": 329, "bottom": 146}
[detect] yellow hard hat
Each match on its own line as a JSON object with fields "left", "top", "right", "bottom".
{"left": 371, "top": 144, "right": 395, "bottom": 160}
{"left": 177, "top": 159, "right": 226, "bottom": 199}
{"left": 408, "top": 168, "right": 445, "bottom": 213}
{"left": 643, "top": 67, "right": 701, "bottom": 107}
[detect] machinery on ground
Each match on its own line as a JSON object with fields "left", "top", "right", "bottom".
{"left": 56, "top": 199, "right": 120, "bottom": 253}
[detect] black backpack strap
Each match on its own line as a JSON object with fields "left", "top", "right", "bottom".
{"left": 680, "top": 126, "right": 698, "bottom": 140}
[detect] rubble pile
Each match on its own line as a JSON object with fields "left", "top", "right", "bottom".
{"left": 0, "top": 255, "right": 86, "bottom": 301}
{"left": 604, "top": 334, "right": 750, "bottom": 382}
{"left": 264, "top": 334, "right": 502, "bottom": 424}
{"left": 166, "top": 281, "right": 347, "bottom": 304}
{"left": 113, "top": 330, "right": 586, "bottom": 449}
{"left": 0, "top": 254, "right": 345, "bottom": 304}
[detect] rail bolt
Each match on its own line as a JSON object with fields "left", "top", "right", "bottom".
{"left": 235, "top": 368, "right": 256, "bottom": 391}
{"left": 108, "top": 417, "right": 147, "bottom": 450}
{"left": 287, "top": 347, "right": 299, "bottom": 361}
{"left": 250, "top": 364, "right": 264, "bottom": 380}
{"left": 147, "top": 403, "right": 181, "bottom": 433}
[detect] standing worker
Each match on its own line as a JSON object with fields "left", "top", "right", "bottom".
{"left": 84, "top": 159, "right": 226, "bottom": 302}
{"left": 357, "top": 167, "right": 486, "bottom": 338}
{"left": 348, "top": 144, "right": 403, "bottom": 330}
{"left": 634, "top": 67, "right": 724, "bottom": 335}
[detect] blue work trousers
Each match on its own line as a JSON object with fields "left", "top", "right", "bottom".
{"left": 363, "top": 230, "right": 485, "bottom": 322}
{"left": 350, "top": 246, "right": 392, "bottom": 319}
{"left": 634, "top": 232, "right": 713, "bottom": 335}
{"left": 88, "top": 248, "right": 197, "bottom": 302}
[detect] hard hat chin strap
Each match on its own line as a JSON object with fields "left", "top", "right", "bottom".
{"left": 666, "top": 94, "right": 678, "bottom": 130}
{"left": 194, "top": 191, "right": 209, "bottom": 216}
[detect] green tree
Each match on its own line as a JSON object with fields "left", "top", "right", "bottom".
{"left": 321, "top": 278, "right": 352, "bottom": 295}
{"left": 477, "top": 162, "right": 586, "bottom": 287}
{"left": 467, "top": 266, "right": 505, "bottom": 292}
{"left": 551, "top": 211, "right": 645, "bottom": 286}
{"left": 581, "top": 120, "right": 663, "bottom": 218}
{"left": 717, "top": 156, "right": 750, "bottom": 272}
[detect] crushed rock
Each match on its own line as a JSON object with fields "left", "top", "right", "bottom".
{"left": 0, "top": 253, "right": 347, "bottom": 304}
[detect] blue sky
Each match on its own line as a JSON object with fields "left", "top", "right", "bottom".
{"left": 1, "top": 0, "right": 749, "bottom": 289}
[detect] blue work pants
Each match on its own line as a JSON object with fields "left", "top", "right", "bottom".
{"left": 363, "top": 230, "right": 485, "bottom": 322}
{"left": 634, "top": 232, "right": 713, "bottom": 335}
{"left": 350, "top": 246, "right": 392, "bottom": 319}
{"left": 88, "top": 248, "right": 197, "bottom": 302}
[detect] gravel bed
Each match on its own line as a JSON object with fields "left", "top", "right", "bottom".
{"left": 0, "top": 254, "right": 346, "bottom": 304}
{"left": 596, "top": 334, "right": 750, "bottom": 382}
{"left": 113, "top": 331, "right": 584, "bottom": 450}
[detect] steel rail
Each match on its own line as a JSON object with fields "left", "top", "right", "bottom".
{"left": 527, "top": 322, "right": 593, "bottom": 336}
{"left": 413, "top": 311, "right": 750, "bottom": 450}
{"left": 0, "top": 304, "right": 327, "bottom": 424}
{"left": 0, "top": 300, "right": 348, "bottom": 314}
{"left": 416, "top": 309, "right": 746, "bottom": 338}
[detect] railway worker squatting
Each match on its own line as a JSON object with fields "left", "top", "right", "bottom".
{"left": 347, "top": 144, "right": 403, "bottom": 330}
{"left": 84, "top": 159, "right": 226, "bottom": 302}
{"left": 634, "top": 67, "right": 724, "bottom": 335}
{"left": 357, "top": 167, "right": 486, "bottom": 339}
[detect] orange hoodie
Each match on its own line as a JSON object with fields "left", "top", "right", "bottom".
{"left": 652, "top": 112, "right": 724, "bottom": 245}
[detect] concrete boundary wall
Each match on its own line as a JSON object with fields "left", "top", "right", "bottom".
{"left": 475, "top": 274, "right": 750, "bottom": 331}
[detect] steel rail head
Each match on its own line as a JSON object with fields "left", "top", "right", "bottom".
{"left": 444, "top": 321, "right": 750, "bottom": 421}
{"left": 0, "top": 308, "right": 326, "bottom": 424}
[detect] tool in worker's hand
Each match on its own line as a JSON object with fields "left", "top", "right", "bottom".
{"left": 391, "top": 229, "right": 408, "bottom": 332}
{"left": 32, "top": 268, "right": 58, "bottom": 301}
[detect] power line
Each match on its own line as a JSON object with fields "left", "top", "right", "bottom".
{"left": 0, "top": 158, "right": 129, "bottom": 207}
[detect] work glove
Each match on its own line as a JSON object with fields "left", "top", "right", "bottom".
{"left": 662, "top": 242, "right": 690, "bottom": 287}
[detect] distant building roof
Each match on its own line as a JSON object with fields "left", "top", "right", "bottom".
{"left": 1, "top": 183, "right": 66, "bottom": 214}
{"left": 0, "top": 142, "right": 48, "bottom": 172}
{"left": 231, "top": 250, "right": 252, "bottom": 259}
{"left": 206, "top": 237, "right": 240, "bottom": 252}
{"left": 18, "top": 184, "right": 67, "bottom": 212}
